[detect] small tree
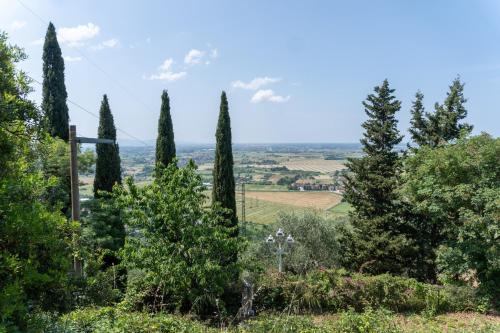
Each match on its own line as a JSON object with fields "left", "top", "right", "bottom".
{"left": 42, "top": 22, "right": 69, "bottom": 141}
{"left": 155, "top": 90, "right": 176, "bottom": 170}
{"left": 115, "top": 161, "right": 240, "bottom": 317}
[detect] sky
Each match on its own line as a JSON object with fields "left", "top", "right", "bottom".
{"left": 1, "top": 0, "right": 500, "bottom": 143}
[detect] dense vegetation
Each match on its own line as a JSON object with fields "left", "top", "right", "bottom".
{"left": 0, "top": 24, "right": 498, "bottom": 333}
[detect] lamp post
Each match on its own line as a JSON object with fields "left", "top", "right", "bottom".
{"left": 266, "top": 228, "right": 294, "bottom": 273}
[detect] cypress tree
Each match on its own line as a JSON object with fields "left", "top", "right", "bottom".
{"left": 212, "top": 91, "right": 237, "bottom": 231}
{"left": 42, "top": 22, "right": 69, "bottom": 141}
{"left": 409, "top": 91, "right": 429, "bottom": 147}
{"left": 155, "top": 90, "right": 176, "bottom": 169}
{"left": 343, "top": 80, "right": 411, "bottom": 275}
{"left": 93, "top": 95, "right": 121, "bottom": 197}
{"left": 212, "top": 91, "right": 239, "bottom": 314}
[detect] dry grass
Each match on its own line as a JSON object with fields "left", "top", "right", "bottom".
{"left": 245, "top": 191, "right": 342, "bottom": 210}
{"left": 282, "top": 158, "right": 346, "bottom": 173}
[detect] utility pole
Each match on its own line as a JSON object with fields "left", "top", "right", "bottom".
{"left": 69, "top": 125, "right": 114, "bottom": 277}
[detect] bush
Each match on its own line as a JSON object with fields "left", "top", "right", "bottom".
{"left": 253, "top": 270, "right": 484, "bottom": 315}
{"left": 58, "top": 307, "right": 214, "bottom": 333}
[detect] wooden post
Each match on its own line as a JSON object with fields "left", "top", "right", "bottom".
{"left": 69, "top": 125, "right": 83, "bottom": 277}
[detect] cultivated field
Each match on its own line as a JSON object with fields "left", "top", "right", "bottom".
{"left": 245, "top": 191, "right": 342, "bottom": 209}
{"left": 282, "top": 158, "right": 346, "bottom": 173}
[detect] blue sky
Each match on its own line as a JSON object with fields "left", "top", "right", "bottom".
{"left": 2, "top": 0, "right": 500, "bottom": 143}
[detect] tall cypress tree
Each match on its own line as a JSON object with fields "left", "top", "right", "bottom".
{"left": 343, "top": 80, "right": 410, "bottom": 275}
{"left": 42, "top": 22, "right": 69, "bottom": 141}
{"left": 212, "top": 92, "right": 238, "bottom": 236}
{"left": 155, "top": 90, "right": 176, "bottom": 169}
{"left": 93, "top": 95, "right": 121, "bottom": 197}
{"left": 409, "top": 91, "right": 429, "bottom": 146}
{"left": 212, "top": 91, "right": 239, "bottom": 314}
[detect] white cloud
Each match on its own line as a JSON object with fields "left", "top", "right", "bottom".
{"left": 58, "top": 23, "right": 100, "bottom": 46}
{"left": 64, "top": 56, "right": 82, "bottom": 62}
{"left": 31, "top": 38, "right": 44, "bottom": 45}
{"left": 232, "top": 77, "right": 281, "bottom": 90}
{"left": 251, "top": 89, "right": 290, "bottom": 103}
{"left": 10, "top": 20, "right": 27, "bottom": 31}
{"left": 184, "top": 49, "right": 205, "bottom": 65}
{"left": 148, "top": 58, "right": 186, "bottom": 81}
{"left": 91, "top": 38, "right": 119, "bottom": 50}
{"left": 210, "top": 48, "right": 218, "bottom": 58}
{"left": 149, "top": 71, "right": 187, "bottom": 81}
{"left": 159, "top": 58, "right": 174, "bottom": 71}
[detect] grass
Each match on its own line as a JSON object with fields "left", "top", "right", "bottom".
{"left": 245, "top": 191, "right": 342, "bottom": 210}
{"left": 237, "top": 196, "right": 297, "bottom": 225}
{"left": 283, "top": 158, "right": 346, "bottom": 173}
{"left": 327, "top": 201, "right": 353, "bottom": 218}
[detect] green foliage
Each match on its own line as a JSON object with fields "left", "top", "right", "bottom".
{"left": 42, "top": 22, "right": 69, "bottom": 141}
{"left": 93, "top": 94, "right": 121, "bottom": 197}
{"left": 39, "top": 137, "right": 71, "bottom": 213}
{"left": 410, "top": 77, "right": 472, "bottom": 147}
{"left": 0, "top": 31, "right": 40, "bottom": 175}
{"left": 155, "top": 90, "right": 176, "bottom": 170}
{"left": 0, "top": 137, "right": 74, "bottom": 330}
{"left": 114, "top": 161, "right": 241, "bottom": 317}
{"left": 245, "top": 212, "right": 348, "bottom": 274}
{"left": 332, "top": 308, "right": 401, "bottom": 333}
{"left": 253, "top": 270, "right": 483, "bottom": 315}
{"left": 212, "top": 91, "right": 238, "bottom": 232}
{"left": 57, "top": 307, "right": 213, "bottom": 333}
{"left": 26, "top": 309, "right": 500, "bottom": 333}
{"left": 78, "top": 148, "right": 96, "bottom": 174}
{"left": 409, "top": 91, "right": 428, "bottom": 147}
{"left": 343, "top": 80, "right": 410, "bottom": 275}
{"left": 0, "top": 33, "right": 73, "bottom": 331}
{"left": 402, "top": 134, "right": 500, "bottom": 302}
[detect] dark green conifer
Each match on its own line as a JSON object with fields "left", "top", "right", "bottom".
{"left": 423, "top": 77, "right": 473, "bottom": 147}
{"left": 93, "top": 95, "right": 121, "bottom": 197}
{"left": 409, "top": 91, "right": 429, "bottom": 146}
{"left": 212, "top": 91, "right": 239, "bottom": 314}
{"left": 212, "top": 92, "right": 238, "bottom": 235}
{"left": 343, "top": 80, "right": 410, "bottom": 275}
{"left": 155, "top": 90, "right": 176, "bottom": 170}
{"left": 42, "top": 22, "right": 69, "bottom": 141}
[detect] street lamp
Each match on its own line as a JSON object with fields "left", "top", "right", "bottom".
{"left": 266, "top": 228, "right": 294, "bottom": 273}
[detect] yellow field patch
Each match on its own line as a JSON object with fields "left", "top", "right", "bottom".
{"left": 245, "top": 191, "right": 342, "bottom": 210}
{"left": 282, "top": 159, "right": 346, "bottom": 173}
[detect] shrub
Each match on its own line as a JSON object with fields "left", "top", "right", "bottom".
{"left": 253, "top": 269, "right": 484, "bottom": 315}
{"left": 58, "top": 307, "right": 214, "bottom": 333}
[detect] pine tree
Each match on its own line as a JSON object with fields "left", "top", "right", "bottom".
{"left": 155, "top": 90, "right": 176, "bottom": 170}
{"left": 409, "top": 91, "right": 429, "bottom": 146}
{"left": 343, "top": 80, "right": 411, "bottom": 275}
{"left": 418, "top": 77, "right": 473, "bottom": 147}
{"left": 42, "top": 22, "right": 69, "bottom": 141}
{"left": 212, "top": 92, "right": 238, "bottom": 233}
{"left": 93, "top": 95, "right": 121, "bottom": 197}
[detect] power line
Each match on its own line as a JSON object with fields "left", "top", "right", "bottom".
{"left": 30, "top": 77, "right": 152, "bottom": 147}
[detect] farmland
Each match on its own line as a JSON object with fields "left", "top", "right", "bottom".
{"left": 79, "top": 143, "right": 359, "bottom": 224}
